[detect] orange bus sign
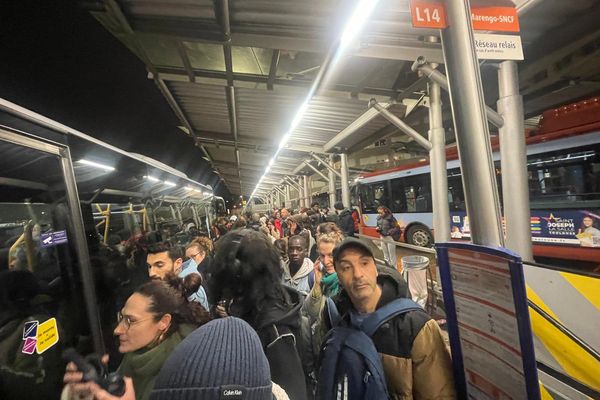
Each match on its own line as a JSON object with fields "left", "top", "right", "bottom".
{"left": 410, "top": 2, "right": 520, "bottom": 32}
{"left": 410, "top": 1, "right": 448, "bottom": 29}
{"left": 471, "top": 7, "right": 520, "bottom": 32}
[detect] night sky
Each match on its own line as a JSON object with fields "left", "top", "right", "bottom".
{"left": 0, "top": 1, "right": 228, "bottom": 197}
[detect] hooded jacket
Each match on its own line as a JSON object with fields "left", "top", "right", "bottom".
{"left": 239, "top": 286, "right": 309, "bottom": 400}
{"left": 324, "top": 267, "right": 456, "bottom": 400}
{"left": 282, "top": 257, "right": 314, "bottom": 295}
{"left": 337, "top": 209, "right": 355, "bottom": 237}
{"left": 377, "top": 213, "right": 397, "bottom": 237}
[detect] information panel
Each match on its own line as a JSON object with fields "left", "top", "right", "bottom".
{"left": 436, "top": 243, "right": 540, "bottom": 400}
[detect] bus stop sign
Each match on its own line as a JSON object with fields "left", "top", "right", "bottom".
{"left": 410, "top": 1, "right": 520, "bottom": 32}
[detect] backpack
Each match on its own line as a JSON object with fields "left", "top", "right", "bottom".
{"left": 318, "top": 298, "right": 422, "bottom": 400}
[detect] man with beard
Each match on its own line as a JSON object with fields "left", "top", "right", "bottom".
{"left": 282, "top": 235, "right": 313, "bottom": 295}
{"left": 147, "top": 242, "right": 208, "bottom": 310}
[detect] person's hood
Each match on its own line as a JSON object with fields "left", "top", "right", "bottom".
{"left": 284, "top": 257, "right": 312, "bottom": 281}
{"left": 339, "top": 208, "right": 352, "bottom": 217}
{"left": 254, "top": 286, "right": 303, "bottom": 332}
{"left": 376, "top": 213, "right": 394, "bottom": 221}
{"left": 335, "top": 265, "right": 409, "bottom": 315}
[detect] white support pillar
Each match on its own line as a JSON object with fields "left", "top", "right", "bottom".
{"left": 303, "top": 175, "right": 311, "bottom": 207}
{"left": 328, "top": 154, "right": 337, "bottom": 208}
{"left": 285, "top": 185, "right": 290, "bottom": 209}
{"left": 428, "top": 74, "right": 450, "bottom": 243}
{"left": 498, "top": 61, "right": 533, "bottom": 261}
{"left": 340, "top": 153, "right": 351, "bottom": 209}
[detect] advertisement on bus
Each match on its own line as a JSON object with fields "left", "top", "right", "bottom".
{"left": 449, "top": 210, "right": 600, "bottom": 248}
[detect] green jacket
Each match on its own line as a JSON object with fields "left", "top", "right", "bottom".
{"left": 118, "top": 324, "right": 195, "bottom": 400}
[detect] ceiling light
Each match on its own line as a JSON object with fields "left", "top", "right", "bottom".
{"left": 163, "top": 181, "right": 176, "bottom": 187}
{"left": 78, "top": 159, "right": 115, "bottom": 172}
{"left": 145, "top": 176, "right": 160, "bottom": 183}
{"left": 339, "top": 0, "right": 380, "bottom": 52}
{"left": 185, "top": 186, "right": 195, "bottom": 191}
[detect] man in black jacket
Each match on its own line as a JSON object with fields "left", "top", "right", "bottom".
{"left": 334, "top": 201, "right": 355, "bottom": 237}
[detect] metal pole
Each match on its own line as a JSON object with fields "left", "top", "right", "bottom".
{"left": 428, "top": 78, "right": 450, "bottom": 242}
{"left": 312, "top": 153, "right": 342, "bottom": 178}
{"left": 412, "top": 58, "right": 505, "bottom": 129}
{"left": 440, "top": 0, "right": 503, "bottom": 246}
{"left": 285, "top": 185, "right": 290, "bottom": 209}
{"left": 328, "top": 154, "right": 337, "bottom": 208}
{"left": 340, "top": 153, "right": 351, "bottom": 208}
{"left": 303, "top": 175, "right": 311, "bottom": 207}
{"left": 304, "top": 161, "right": 330, "bottom": 182}
{"left": 369, "top": 100, "right": 432, "bottom": 151}
{"left": 498, "top": 61, "right": 533, "bottom": 261}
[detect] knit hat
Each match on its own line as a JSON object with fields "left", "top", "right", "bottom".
{"left": 150, "top": 317, "right": 273, "bottom": 400}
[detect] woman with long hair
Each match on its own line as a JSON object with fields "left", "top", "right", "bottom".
{"left": 63, "top": 276, "right": 211, "bottom": 400}
{"left": 208, "top": 229, "right": 307, "bottom": 400}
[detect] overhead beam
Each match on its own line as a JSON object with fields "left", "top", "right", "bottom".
{"left": 267, "top": 49, "right": 280, "bottom": 91}
{"left": 154, "top": 67, "right": 401, "bottom": 98}
{"left": 176, "top": 41, "right": 195, "bottom": 83}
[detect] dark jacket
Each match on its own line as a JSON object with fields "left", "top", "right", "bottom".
{"left": 324, "top": 267, "right": 455, "bottom": 400}
{"left": 241, "top": 286, "right": 308, "bottom": 400}
{"left": 337, "top": 209, "right": 355, "bottom": 237}
{"left": 377, "top": 213, "right": 396, "bottom": 237}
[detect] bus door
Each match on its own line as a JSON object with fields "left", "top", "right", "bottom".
{"left": 0, "top": 128, "right": 102, "bottom": 400}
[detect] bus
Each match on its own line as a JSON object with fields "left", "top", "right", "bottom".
{"left": 357, "top": 97, "right": 600, "bottom": 270}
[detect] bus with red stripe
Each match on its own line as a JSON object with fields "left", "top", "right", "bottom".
{"left": 356, "top": 97, "right": 600, "bottom": 270}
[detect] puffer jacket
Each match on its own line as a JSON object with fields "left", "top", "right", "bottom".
{"left": 324, "top": 267, "right": 456, "bottom": 400}
{"left": 337, "top": 209, "right": 355, "bottom": 237}
{"left": 377, "top": 213, "right": 397, "bottom": 237}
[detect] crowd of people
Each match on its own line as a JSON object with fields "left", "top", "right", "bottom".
{"left": 19, "top": 201, "right": 453, "bottom": 400}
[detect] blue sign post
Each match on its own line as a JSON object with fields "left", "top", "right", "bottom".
{"left": 436, "top": 242, "right": 540, "bottom": 400}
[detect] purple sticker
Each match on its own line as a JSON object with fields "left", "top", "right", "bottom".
{"left": 22, "top": 337, "right": 37, "bottom": 355}
{"left": 23, "top": 320, "right": 38, "bottom": 339}
{"left": 40, "top": 230, "right": 68, "bottom": 248}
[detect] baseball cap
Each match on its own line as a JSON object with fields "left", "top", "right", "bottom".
{"left": 229, "top": 215, "right": 238, "bottom": 222}
{"left": 332, "top": 237, "right": 375, "bottom": 264}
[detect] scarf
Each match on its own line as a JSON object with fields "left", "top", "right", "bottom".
{"left": 321, "top": 272, "right": 340, "bottom": 297}
{"left": 118, "top": 325, "right": 193, "bottom": 400}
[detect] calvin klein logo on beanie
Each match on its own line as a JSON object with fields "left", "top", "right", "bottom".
{"left": 220, "top": 385, "right": 246, "bottom": 399}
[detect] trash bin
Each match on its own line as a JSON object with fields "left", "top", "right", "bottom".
{"left": 401, "top": 256, "right": 429, "bottom": 308}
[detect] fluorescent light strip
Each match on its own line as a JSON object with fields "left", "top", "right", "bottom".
{"left": 163, "top": 181, "right": 176, "bottom": 187}
{"left": 248, "top": 0, "right": 380, "bottom": 203}
{"left": 78, "top": 159, "right": 115, "bottom": 172}
{"left": 145, "top": 175, "right": 160, "bottom": 183}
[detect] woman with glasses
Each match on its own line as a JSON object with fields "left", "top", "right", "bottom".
{"left": 62, "top": 276, "right": 211, "bottom": 400}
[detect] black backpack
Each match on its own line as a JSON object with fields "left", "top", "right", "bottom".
{"left": 317, "top": 298, "right": 422, "bottom": 400}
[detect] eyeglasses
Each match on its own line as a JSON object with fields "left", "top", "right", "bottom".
{"left": 188, "top": 251, "right": 202, "bottom": 259}
{"left": 116, "top": 311, "right": 155, "bottom": 330}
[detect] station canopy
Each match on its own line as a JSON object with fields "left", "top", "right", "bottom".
{"left": 83, "top": 0, "right": 600, "bottom": 198}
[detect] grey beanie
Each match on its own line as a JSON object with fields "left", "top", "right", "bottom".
{"left": 150, "top": 317, "right": 273, "bottom": 400}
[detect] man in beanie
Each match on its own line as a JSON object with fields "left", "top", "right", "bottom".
{"left": 150, "top": 317, "right": 289, "bottom": 400}
{"left": 320, "top": 237, "right": 456, "bottom": 399}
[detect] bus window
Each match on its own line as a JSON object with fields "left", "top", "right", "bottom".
{"left": 528, "top": 145, "right": 600, "bottom": 206}
{"left": 359, "top": 182, "right": 390, "bottom": 213}
{"left": 403, "top": 175, "right": 432, "bottom": 213}
{"left": 447, "top": 168, "right": 466, "bottom": 211}
{"left": 390, "top": 178, "right": 406, "bottom": 212}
